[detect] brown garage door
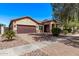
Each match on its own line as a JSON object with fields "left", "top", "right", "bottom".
{"left": 17, "top": 25, "right": 36, "bottom": 33}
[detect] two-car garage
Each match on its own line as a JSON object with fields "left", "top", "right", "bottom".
{"left": 17, "top": 25, "right": 36, "bottom": 33}
{"left": 9, "top": 17, "right": 40, "bottom": 34}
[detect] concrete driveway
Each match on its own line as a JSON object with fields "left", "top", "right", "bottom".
{"left": 16, "top": 33, "right": 79, "bottom": 56}
{"left": 0, "top": 41, "right": 53, "bottom": 56}
{"left": 0, "top": 41, "right": 79, "bottom": 56}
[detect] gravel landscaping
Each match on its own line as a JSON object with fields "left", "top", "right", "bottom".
{"left": 0, "top": 39, "right": 29, "bottom": 49}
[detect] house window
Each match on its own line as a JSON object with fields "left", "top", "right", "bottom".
{"left": 39, "top": 26, "right": 43, "bottom": 30}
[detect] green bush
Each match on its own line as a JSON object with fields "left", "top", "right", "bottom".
{"left": 63, "top": 30, "right": 68, "bottom": 35}
{"left": 2, "top": 30, "right": 15, "bottom": 40}
{"left": 68, "top": 28, "right": 72, "bottom": 33}
{"left": 64, "top": 28, "right": 72, "bottom": 33}
{"left": 52, "top": 27, "right": 61, "bottom": 36}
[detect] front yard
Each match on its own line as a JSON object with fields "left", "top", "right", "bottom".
{"left": 0, "top": 33, "right": 79, "bottom": 56}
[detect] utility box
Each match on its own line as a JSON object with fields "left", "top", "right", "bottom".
{"left": 0, "top": 26, "right": 4, "bottom": 35}
{"left": 1, "top": 26, "right": 4, "bottom": 34}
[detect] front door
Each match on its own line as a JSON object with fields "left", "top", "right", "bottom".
{"left": 44, "top": 25, "right": 50, "bottom": 32}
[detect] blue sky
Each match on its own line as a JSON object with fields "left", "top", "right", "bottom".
{"left": 0, "top": 3, "right": 52, "bottom": 26}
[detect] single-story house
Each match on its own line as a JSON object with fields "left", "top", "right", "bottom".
{"left": 9, "top": 16, "right": 57, "bottom": 33}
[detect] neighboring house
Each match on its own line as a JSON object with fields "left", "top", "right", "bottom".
{"left": 9, "top": 16, "right": 57, "bottom": 33}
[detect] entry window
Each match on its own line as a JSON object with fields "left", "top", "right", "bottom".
{"left": 39, "top": 26, "right": 43, "bottom": 30}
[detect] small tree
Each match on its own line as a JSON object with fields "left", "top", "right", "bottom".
{"left": 2, "top": 30, "right": 15, "bottom": 41}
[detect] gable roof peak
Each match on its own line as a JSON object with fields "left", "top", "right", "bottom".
{"left": 9, "top": 16, "right": 41, "bottom": 27}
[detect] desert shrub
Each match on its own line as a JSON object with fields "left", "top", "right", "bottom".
{"left": 2, "top": 30, "right": 15, "bottom": 40}
{"left": 52, "top": 27, "right": 61, "bottom": 36}
{"left": 63, "top": 30, "right": 68, "bottom": 35}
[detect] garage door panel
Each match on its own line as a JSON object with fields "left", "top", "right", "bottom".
{"left": 17, "top": 25, "right": 36, "bottom": 33}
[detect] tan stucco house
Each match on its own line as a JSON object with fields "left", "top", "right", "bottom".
{"left": 9, "top": 16, "right": 57, "bottom": 33}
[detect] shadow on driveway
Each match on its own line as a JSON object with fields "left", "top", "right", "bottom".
{"left": 29, "top": 33, "right": 79, "bottom": 48}
{"left": 29, "top": 33, "right": 58, "bottom": 42}
{"left": 58, "top": 35, "right": 79, "bottom": 48}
